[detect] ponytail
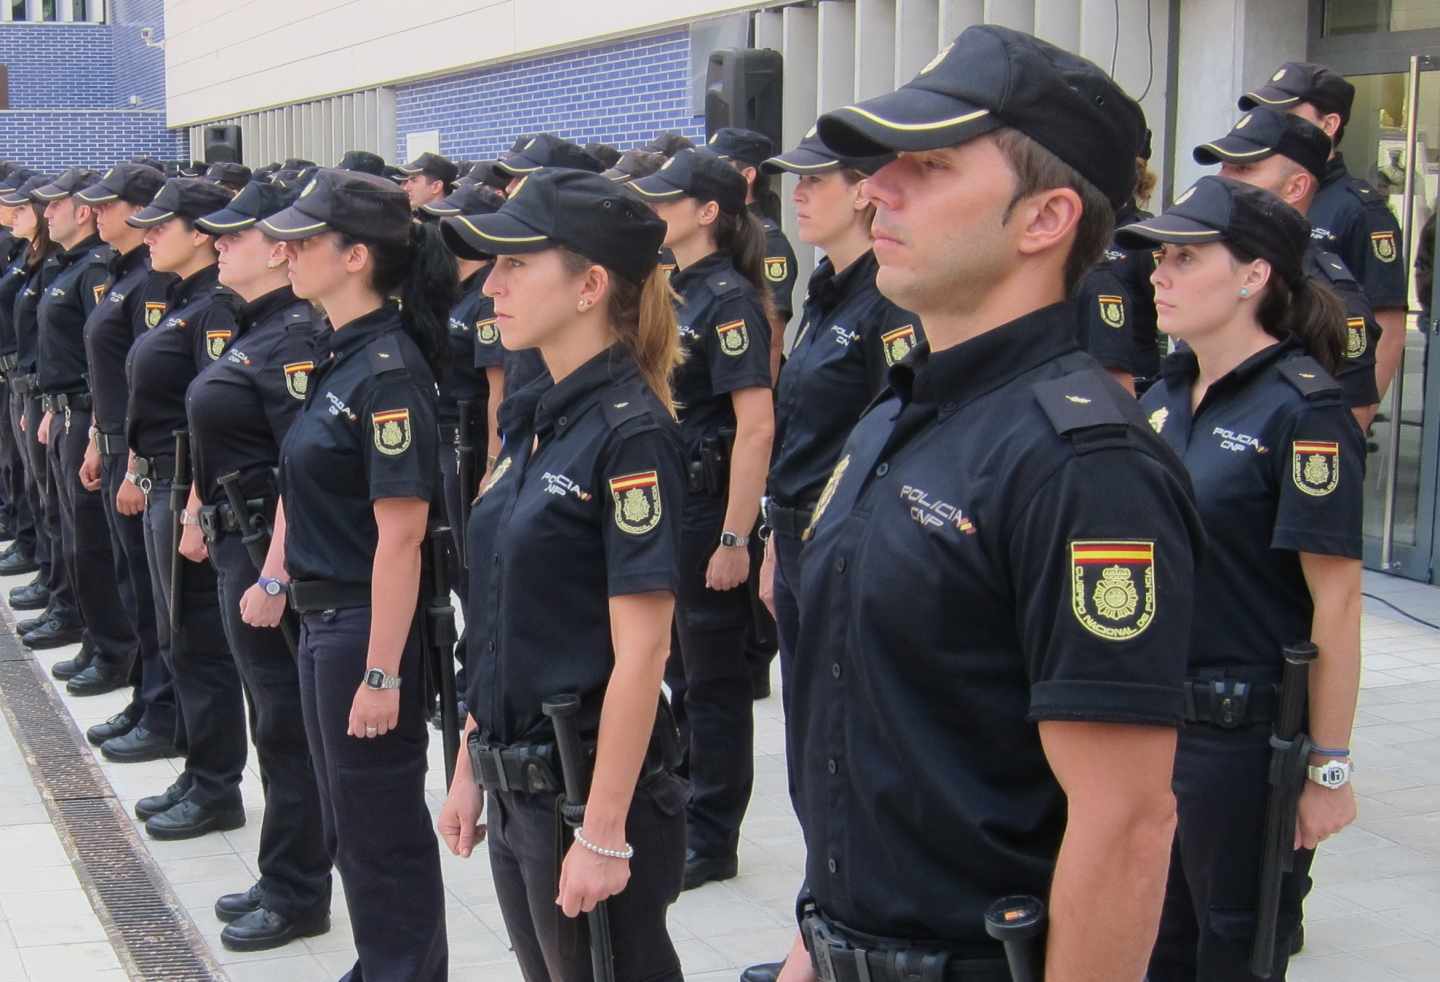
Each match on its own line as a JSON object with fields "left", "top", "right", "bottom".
{"left": 23, "top": 203, "right": 52, "bottom": 270}
{"left": 712, "top": 207, "right": 777, "bottom": 324}
{"left": 1226, "top": 243, "right": 1346, "bottom": 375}
{"left": 343, "top": 221, "right": 458, "bottom": 376}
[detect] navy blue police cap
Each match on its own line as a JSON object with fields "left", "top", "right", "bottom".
{"left": 629, "top": 148, "right": 747, "bottom": 215}
{"left": 464, "top": 160, "right": 511, "bottom": 192}
{"left": 126, "top": 177, "right": 236, "bottom": 227}
{"left": 31, "top": 167, "right": 103, "bottom": 202}
{"left": 601, "top": 149, "right": 667, "bottom": 184}
{"left": 1194, "top": 108, "right": 1331, "bottom": 181}
{"left": 762, "top": 127, "right": 894, "bottom": 176}
{"left": 76, "top": 162, "right": 166, "bottom": 206}
{"left": 422, "top": 181, "right": 505, "bottom": 220}
{"left": 817, "top": 25, "right": 1145, "bottom": 209}
{"left": 337, "top": 150, "right": 387, "bottom": 176}
{"left": 1239, "top": 62, "right": 1354, "bottom": 123}
{"left": 703, "top": 127, "right": 773, "bottom": 168}
{"left": 0, "top": 175, "right": 51, "bottom": 207}
{"left": 205, "top": 162, "right": 252, "bottom": 187}
{"left": 282, "top": 158, "right": 317, "bottom": 171}
{"left": 259, "top": 167, "right": 412, "bottom": 246}
{"left": 398, "top": 151, "right": 459, "bottom": 186}
{"left": 195, "top": 180, "right": 298, "bottom": 235}
{"left": 1114, "top": 175, "right": 1309, "bottom": 290}
{"left": 0, "top": 167, "right": 41, "bottom": 194}
{"left": 446, "top": 168, "right": 667, "bottom": 285}
{"left": 496, "top": 134, "right": 603, "bottom": 176}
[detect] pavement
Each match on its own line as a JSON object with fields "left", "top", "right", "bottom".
{"left": 0, "top": 566, "right": 1438, "bottom": 980}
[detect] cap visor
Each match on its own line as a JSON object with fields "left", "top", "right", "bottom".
{"left": 440, "top": 212, "right": 549, "bottom": 259}
{"left": 194, "top": 208, "right": 258, "bottom": 235}
{"left": 761, "top": 148, "right": 842, "bottom": 176}
{"left": 817, "top": 88, "right": 998, "bottom": 156}
{"left": 0, "top": 192, "right": 29, "bottom": 206}
{"left": 494, "top": 157, "right": 541, "bottom": 177}
{"left": 627, "top": 173, "right": 686, "bottom": 201}
{"left": 1238, "top": 86, "right": 1300, "bottom": 110}
{"left": 1114, "top": 214, "right": 1224, "bottom": 249}
{"left": 601, "top": 167, "right": 634, "bottom": 183}
{"left": 75, "top": 187, "right": 120, "bottom": 204}
{"left": 420, "top": 202, "right": 461, "bottom": 216}
{"left": 30, "top": 185, "right": 70, "bottom": 201}
{"left": 1193, "top": 136, "right": 1275, "bottom": 166}
{"left": 126, "top": 205, "right": 177, "bottom": 227}
{"left": 256, "top": 204, "right": 330, "bottom": 240}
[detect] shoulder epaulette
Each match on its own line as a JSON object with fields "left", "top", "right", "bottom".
{"left": 367, "top": 333, "right": 406, "bottom": 374}
{"left": 1033, "top": 371, "right": 1128, "bottom": 437}
{"left": 1278, "top": 356, "right": 1342, "bottom": 399}
{"left": 602, "top": 382, "right": 653, "bottom": 428}
{"left": 706, "top": 269, "right": 745, "bottom": 300}
{"left": 1311, "top": 250, "right": 1358, "bottom": 287}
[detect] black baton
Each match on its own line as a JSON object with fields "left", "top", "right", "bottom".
{"left": 217, "top": 469, "right": 298, "bottom": 657}
{"left": 984, "top": 895, "right": 1046, "bottom": 982}
{"left": 542, "top": 693, "right": 616, "bottom": 982}
{"left": 168, "top": 430, "right": 190, "bottom": 657}
{"left": 423, "top": 525, "right": 461, "bottom": 789}
{"left": 1251, "top": 641, "right": 1317, "bottom": 977}
{"left": 456, "top": 399, "right": 477, "bottom": 568}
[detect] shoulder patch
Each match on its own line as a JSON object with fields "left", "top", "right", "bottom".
{"left": 367, "top": 333, "right": 406, "bottom": 374}
{"left": 1278, "top": 356, "right": 1342, "bottom": 399}
{"left": 706, "top": 269, "right": 745, "bottom": 300}
{"left": 1033, "top": 373, "right": 1128, "bottom": 436}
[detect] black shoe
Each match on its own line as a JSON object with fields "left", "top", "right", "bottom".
{"left": 10, "top": 582, "right": 49, "bottom": 611}
{"left": 0, "top": 521, "right": 15, "bottom": 543}
{"left": 24, "top": 618, "right": 84, "bottom": 650}
{"left": 220, "top": 906, "right": 330, "bottom": 953}
{"left": 86, "top": 709, "right": 140, "bottom": 747}
{"left": 103, "top": 726, "right": 181, "bottom": 764}
{"left": 0, "top": 550, "right": 38, "bottom": 575}
{"left": 215, "top": 883, "right": 265, "bottom": 923}
{"left": 683, "top": 849, "right": 738, "bottom": 891}
{"left": 1290, "top": 924, "right": 1304, "bottom": 956}
{"left": 751, "top": 664, "right": 772, "bottom": 700}
{"left": 135, "top": 775, "right": 190, "bottom": 821}
{"left": 67, "top": 661, "right": 132, "bottom": 696}
{"left": 49, "top": 641, "right": 95, "bottom": 679}
{"left": 145, "top": 798, "right": 245, "bottom": 841}
{"left": 741, "top": 963, "right": 784, "bottom": 982}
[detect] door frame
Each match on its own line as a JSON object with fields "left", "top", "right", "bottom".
{"left": 1307, "top": 2, "right": 1440, "bottom": 75}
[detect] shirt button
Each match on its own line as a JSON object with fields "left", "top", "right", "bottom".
{"left": 492, "top": 553, "right": 500, "bottom": 568}
{"left": 827, "top": 858, "right": 838, "bottom": 874}
{"left": 827, "top": 758, "right": 838, "bottom": 775}
{"left": 558, "top": 415, "right": 568, "bottom": 427}
{"left": 835, "top": 557, "right": 847, "bottom": 573}
{"left": 875, "top": 462, "right": 889, "bottom": 477}
{"left": 831, "top": 662, "right": 842, "bottom": 680}
{"left": 487, "top": 640, "right": 496, "bottom": 654}
{"left": 941, "top": 401, "right": 958, "bottom": 414}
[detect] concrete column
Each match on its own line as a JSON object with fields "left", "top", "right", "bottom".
{"left": 24, "top": 0, "right": 43, "bottom": 22}
{"left": 781, "top": 4, "right": 819, "bottom": 296}
{"left": 896, "top": 0, "right": 941, "bottom": 86}
{"left": 57, "top": 0, "right": 73, "bottom": 22}
{"left": 754, "top": 9, "right": 783, "bottom": 53}
{"left": 86, "top": 0, "right": 104, "bottom": 23}
{"left": 1033, "top": 0, "right": 1080, "bottom": 51}
{"left": 938, "top": 0, "right": 983, "bottom": 44}
{"left": 983, "top": 0, "right": 1034, "bottom": 32}
{"left": 817, "top": 0, "right": 857, "bottom": 115}
{"left": 855, "top": 0, "right": 897, "bottom": 100}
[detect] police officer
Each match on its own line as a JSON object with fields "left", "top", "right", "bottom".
{"left": 397, "top": 151, "right": 459, "bottom": 214}
{"left": 1120, "top": 176, "right": 1362, "bottom": 980}
{"left": 1193, "top": 107, "right": 1383, "bottom": 429}
{"left": 185, "top": 181, "right": 332, "bottom": 951}
{"left": 0, "top": 168, "right": 42, "bottom": 584}
{"left": 122, "top": 177, "right": 249, "bottom": 836}
{"left": 435, "top": 166, "right": 689, "bottom": 982}
{"left": 0, "top": 162, "right": 28, "bottom": 552}
{"left": 243, "top": 168, "right": 454, "bottom": 980}
{"left": 337, "top": 150, "right": 388, "bottom": 177}
{"left": 630, "top": 148, "right": 774, "bottom": 889}
{"left": 494, "top": 133, "right": 604, "bottom": 190}
{"left": 72, "top": 163, "right": 179, "bottom": 753}
{"left": 765, "top": 27, "right": 1203, "bottom": 980}
{"left": 464, "top": 159, "right": 511, "bottom": 195}
{"left": 601, "top": 149, "right": 667, "bottom": 185}
{"left": 32, "top": 168, "right": 138, "bottom": 692}
{"left": 755, "top": 132, "right": 916, "bottom": 704}
{"left": 205, "top": 162, "right": 252, "bottom": 193}
{"left": 1241, "top": 62, "right": 1407, "bottom": 403}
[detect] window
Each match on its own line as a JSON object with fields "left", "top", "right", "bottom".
{"left": 1325, "top": 0, "right": 1440, "bottom": 35}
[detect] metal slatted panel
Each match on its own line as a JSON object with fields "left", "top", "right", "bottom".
{"left": 187, "top": 87, "right": 395, "bottom": 169}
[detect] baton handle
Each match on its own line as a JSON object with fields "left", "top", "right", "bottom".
{"left": 984, "top": 895, "right": 1045, "bottom": 982}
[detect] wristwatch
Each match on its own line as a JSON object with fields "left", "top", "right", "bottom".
{"left": 257, "top": 576, "right": 284, "bottom": 597}
{"left": 719, "top": 530, "right": 748, "bottom": 549}
{"left": 1307, "top": 758, "right": 1351, "bottom": 790}
{"left": 363, "top": 668, "right": 402, "bottom": 691}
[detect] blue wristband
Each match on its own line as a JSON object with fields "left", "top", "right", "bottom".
{"left": 1311, "top": 745, "right": 1350, "bottom": 758}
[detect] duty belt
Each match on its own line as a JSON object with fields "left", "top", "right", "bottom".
{"left": 196, "top": 498, "right": 269, "bottom": 544}
{"left": 1182, "top": 678, "right": 1279, "bottom": 729}
{"left": 130, "top": 454, "right": 175, "bottom": 494}
{"left": 95, "top": 430, "right": 127, "bottom": 456}
{"left": 288, "top": 579, "right": 371, "bottom": 612}
{"left": 0, "top": 353, "right": 15, "bottom": 379}
{"left": 10, "top": 374, "right": 37, "bottom": 397}
{"left": 467, "top": 730, "right": 672, "bottom": 796}
{"left": 800, "top": 907, "right": 1010, "bottom": 982}
{"left": 763, "top": 498, "right": 816, "bottom": 539}
{"left": 43, "top": 391, "right": 92, "bottom": 433}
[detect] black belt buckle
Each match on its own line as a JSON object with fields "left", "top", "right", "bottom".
{"left": 1209, "top": 679, "right": 1251, "bottom": 729}
{"left": 132, "top": 456, "right": 154, "bottom": 495}
{"left": 196, "top": 507, "right": 220, "bottom": 543}
{"left": 805, "top": 915, "right": 840, "bottom": 982}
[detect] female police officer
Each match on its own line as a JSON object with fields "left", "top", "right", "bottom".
{"left": 179, "top": 181, "right": 333, "bottom": 951}
{"left": 754, "top": 131, "right": 916, "bottom": 701}
{"left": 240, "top": 168, "right": 454, "bottom": 981}
{"left": 124, "top": 177, "right": 249, "bottom": 838}
{"left": 1120, "top": 176, "right": 1362, "bottom": 980}
{"left": 629, "top": 147, "right": 774, "bottom": 890}
{"left": 435, "top": 166, "right": 689, "bottom": 982}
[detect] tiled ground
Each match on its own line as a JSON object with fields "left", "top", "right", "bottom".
{"left": 1, "top": 567, "right": 1439, "bottom": 980}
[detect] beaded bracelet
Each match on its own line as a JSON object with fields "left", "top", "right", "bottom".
{"left": 574, "top": 829, "right": 635, "bottom": 860}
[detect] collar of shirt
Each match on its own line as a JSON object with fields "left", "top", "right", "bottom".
{"left": 239, "top": 284, "right": 300, "bottom": 332}
{"left": 1322, "top": 152, "right": 1349, "bottom": 191}
{"left": 110, "top": 242, "right": 148, "bottom": 280}
{"left": 890, "top": 301, "right": 1079, "bottom": 408}
{"left": 316, "top": 302, "right": 400, "bottom": 363}
{"left": 170, "top": 263, "right": 221, "bottom": 310}
{"left": 56, "top": 234, "right": 102, "bottom": 268}
{"left": 806, "top": 250, "right": 878, "bottom": 315}
{"left": 461, "top": 265, "right": 490, "bottom": 295}
{"left": 669, "top": 250, "right": 733, "bottom": 294}
{"left": 532, "top": 345, "right": 641, "bottom": 438}
{"left": 1159, "top": 335, "right": 1305, "bottom": 401}
{"left": 1115, "top": 201, "right": 1152, "bottom": 228}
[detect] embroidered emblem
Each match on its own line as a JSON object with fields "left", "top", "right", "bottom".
{"left": 1371, "top": 230, "right": 1396, "bottom": 263}
{"left": 608, "top": 471, "right": 663, "bottom": 535}
{"left": 144, "top": 302, "right": 165, "bottom": 328}
{"left": 480, "top": 455, "right": 512, "bottom": 495}
{"left": 476, "top": 317, "right": 500, "bottom": 345}
{"left": 205, "top": 330, "right": 231, "bottom": 360}
{"left": 920, "top": 41, "right": 954, "bottom": 76}
{"left": 1148, "top": 407, "right": 1168, "bottom": 434}
{"left": 1175, "top": 184, "right": 1198, "bottom": 206}
{"left": 1065, "top": 395, "right": 1092, "bottom": 405}
{"left": 803, "top": 455, "right": 850, "bottom": 541}
{"left": 1070, "top": 541, "right": 1157, "bottom": 642}
{"left": 283, "top": 361, "right": 313, "bottom": 401}
{"left": 92, "top": 284, "right": 106, "bottom": 306}
{"left": 716, "top": 318, "right": 749, "bottom": 356}
{"left": 763, "top": 257, "right": 789, "bottom": 283}
{"left": 1345, "top": 317, "right": 1367, "bottom": 360}
{"left": 882, "top": 324, "right": 916, "bottom": 365}
{"left": 1292, "top": 440, "right": 1340, "bottom": 496}
{"left": 372, "top": 408, "right": 413, "bottom": 456}
{"left": 1098, "top": 294, "right": 1125, "bottom": 328}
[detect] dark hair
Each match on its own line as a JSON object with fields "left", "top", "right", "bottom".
{"left": 339, "top": 221, "right": 458, "bottom": 375}
{"left": 22, "top": 202, "right": 52, "bottom": 269}
{"left": 1226, "top": 242, "right": 1346, "bottom": 374}
{"left": 711, "top": 207, "right": 777, "bottom": 323}
{"left": 991, "top": 128, "right": 1115, "bottom": 294}
{"left": 751, "top": 172, "right": 782, "bottom": 224}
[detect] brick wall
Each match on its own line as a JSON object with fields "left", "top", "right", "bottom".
{"left": 394, "top": 28, "right": 704, "bottom": 161}
{"left": 0, "top": 23, "right": 113, "bottom": 108}
{"left": 0, "top": 110, "right": 185, "bottom": 172}
{"left": 109, "top": 0, "right": 166, "bottom": 110}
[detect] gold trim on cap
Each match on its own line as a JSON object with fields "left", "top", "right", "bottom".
{"left": 766, "top": 157, "right": 841, "bottom": 173}
{"left": 1125, "top": 222, "right": 1218, "bottom": 238}
{"left": 833, "top": 105, "right": 991, "bottom": 133}
{"left": 1199, "top": 142, "right": 1270, "bottom": 159}
{"left": 75, "top": 189, "right": 120, "bottom": 203}
{"left": 258, "top": 216, "right": 328, "bottom": 235}
{"left": 128, "top": 210, "right": 177, "bottom": 226}
{"left": 31, "top": 187, "right": 69, "bottom": 201}
{"left": 1243, "top": 90, "right": 1299, "bottom": 106}
{"left": 196, "top": 215, "right": 256, "bottom": 230}
{"left": 456, "top": 215, "right": 546, "bottom": 244}
{"left": 628, "top": 183, "right": 685, "bottom": 199}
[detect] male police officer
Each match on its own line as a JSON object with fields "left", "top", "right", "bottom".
{"left": 397, "top": 151, "right": 459, "bottom": 214}
{"left": 757, "top": 26, "right": 1204, "bottom": 982}
{"left": 1241, "top": 62, "right": 1407, "bottom": 406}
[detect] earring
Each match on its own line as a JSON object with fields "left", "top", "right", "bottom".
{"left": 578, "top": 299, "right": 591, "bottom": 311}
{"left": 1239, "top": 288, "right": 1250, "bottom": 298}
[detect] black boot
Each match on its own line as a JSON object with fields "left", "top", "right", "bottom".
{"left": 67, "top": 660, "right": 132, "bottom": 696}
{"left": 25, "top": 617, "right": 84, "bottom": 650}
{"left": 0, "top": 549, "right": 38, "bottom": 576}
{"left": 8, "top": 581, "right": 49, "bottom": 611}
{"left": 214, "top": 884, "right": 264, "bottom": 923}
{"left": 104, "top": 726, "right": 181, "bottom": 764}
{"left": 145, "top": 798, "right": 245, "bottom": 841}
{"left": 220, "top": 906, "right": 330, "bottom": 952}
{"left": 49, "top": 640, "right": 95, "bottom": 679}
{"left": 683, "top": 848, "right": 739, "bottom": 890}
{"left": 86, "top": 708, "right": 140, "bottom": 747}
{"left": 135, "top": 774, "right": 191, "bottom": 820}
{"left": 16, "top": 610, "right": 53, "bottom": 634}
{"left": 741, "top": 963, "right": 785, "bottom": 982}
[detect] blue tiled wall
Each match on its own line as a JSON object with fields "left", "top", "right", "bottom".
{"left": 110, "top": 0, "right": 168, "bottom": 110}
{"left": 395, "top": 28, "right": 705, "bottom": 161}
{"left": 0, "top": 24, "right": 113, "bottom": 108}
{"left": 0, "top": 111, "right": 186, "bottom": 172}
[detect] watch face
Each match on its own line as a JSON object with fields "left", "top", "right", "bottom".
{"left": 264, "top": 580, "right": 282, "bottom": 596}
{"left": 366, "top": 669, "right": 384, "bottom": 687}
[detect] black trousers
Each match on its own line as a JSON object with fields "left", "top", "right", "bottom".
{"left": 0, "top": 380, "right": 34, "bottom": 552}
{"left": 439, "top": 438, "right": 470, "bottom": 688}
{"left": 22, "top": 396, "right": 74, "bottom": 620}
{"left": 296, "top": 606, "right": 445, "bottom": 982}
{"left": 742, "top": 531, "right": 776, "bottom": 678}
{"left": 488, "top": 774, "right": 687, "bottom": 982}
{"left": 1149, "top": 724, "right": 1314, "bottom": 981}
{"left": 50, "top": 407, "right": 134, "bottom": 669}
{"left": 663, "top": 494, "right": 754, "bottom": 859}
{"left": 209, "top": 529, "right": 331, "bottom": 916}
{"left": 100, "top": 450, "right": 173, "bottom": 734}
{"left": 142, "top": 480, "right": 246, "bottom": 807}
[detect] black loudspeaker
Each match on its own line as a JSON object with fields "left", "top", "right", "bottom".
{"left": 705, "top": 48, "right": 783, "bottom": 151}
{"left": 204, "top": 125, "right": 243, "bottom": 164}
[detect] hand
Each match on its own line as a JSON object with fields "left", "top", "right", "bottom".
{"left": 115, "top": 479, "right": 145, "bottom": 516}
{"left": 759, "top": 536, "right": 777, "bottom": 618}
{"left": 1295, "top": 778, "right": 1357, "bottom": 850}
{"left": 239, "top": 582, "right": 287, "bottom": 628}
{"left": 557, "top": 836, "right": 631, "bottom": 917}
{"left": 37, "top": 410, "right": 52, "bottom": 446}
{"left": 347, "top": 683, "right": 400, "bottom": 739}
{"left": 438, "top": 776, "right": 486, "bottom": 858}
{"left": 178, "top": 521, "right": 207, "bottom": 563}
{"left": 79, "top": 444, "right": 102, "bottom": 491}
{"left": 705, "top": 544, "right": 750, "bottom": 591}
{"left": 775, "top": 934, "right": 815, "bottom": 982}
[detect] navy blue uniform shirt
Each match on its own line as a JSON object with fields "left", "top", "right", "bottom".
{"left": 768, "top": 250, "right": 919, "bottom": 508}
{"left": 14, "top": 249, "right": 57, "bottom": 377}
{"left": 438, "top": 267, "right": 491, "bottom": 427}
{"left": 125, "top": 263, "right": 239, "bottom": 459}
{"left": 187, "top": 286, "right": 320, "bottom": 504}
{"left": 1141, "top": 339, "right": 1362, "bottom": 680}
{"left": 790, "top": 302, "right": 1203, "bottom": 944}
{"left": 1307, "top": 245, "right": 1380, "bottom": 409}
{"left": 279, "top": 303, "right": 438, "bottom": 584}
{"left": 0, "top": 238, "right": 32, "bottom": 358}
{"left": 464, "top": 346, "right": 685, "bottom": 743}
{"left": 1310, "top": 153, "right": 1407, "bottom": 310}
{"left": 756, "top": 208, "right": 798, "bottom": 319}
{"left": 37, "top": 234, "right": 111, "bottom": 395}
{"left": 1073, "top": 204, "right": 1162, "bottom": 381}
{"left": 84, "top": 244, "right": 175, "bottom": 433}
